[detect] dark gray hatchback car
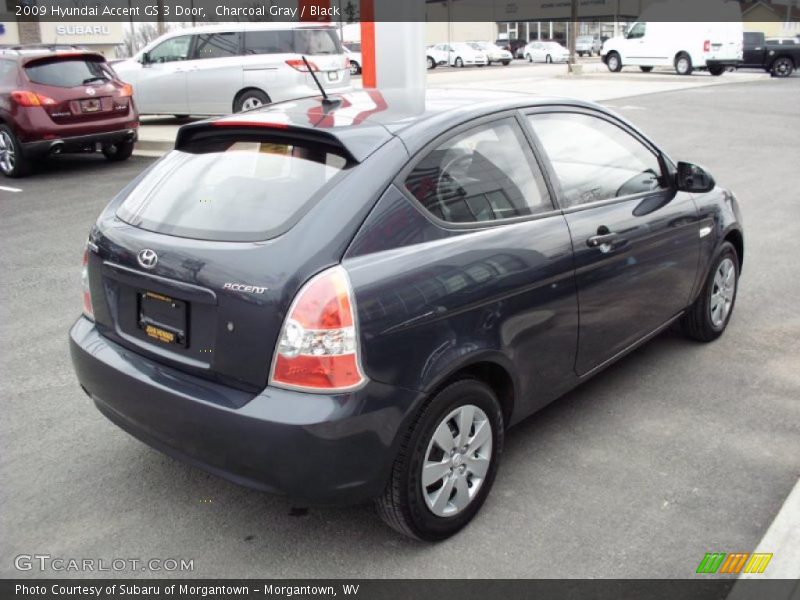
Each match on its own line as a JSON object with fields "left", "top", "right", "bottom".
{"left": 70, "top": 88, "right": 743, "bottom": 540}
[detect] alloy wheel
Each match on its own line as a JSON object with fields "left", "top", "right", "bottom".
{"left": 0, "top": 131, "right": 15, "bottom": 175}
{"left": 710, "top": 257, "right": 736, "bottom": 328}
{"left": 241, "top": 97, "right": 264, "bottom": 111}
{"left": 421, "top": 404, "right": 493, "bottom": 517}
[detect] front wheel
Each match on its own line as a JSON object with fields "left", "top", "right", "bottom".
{"left": 349, "top": 60, "right": 360, "bottom": 76}
{"left": 771, "top": 57, "right": 795, "bottom": 78}
{"left": 102, "top": 139, "right": 134, "bottom": 162}
{"left": 606, "top": 51, "right": 622, "bottom": 72}
{"left": 375, "top": 379, "right": 504, "bottom": 541}
{"left": 426, "top": 56, "right": 436, "bottom": 70}
{"left": 234, "top": 89, "right": 270, "bottom": 113}
{"left": 0, "top": 125, "right": 29, "bottom": 178}
{"left": 526, "top": 53, "right": 532, "bottom": 63}
{"left": 681, "top": 242, "right": 739, "bottom": 342}
{"left": 501, "top": 60, "right": 511, "bottom": 66}
{"left": 454, "top": 57, "right": 464, "bottom": 68}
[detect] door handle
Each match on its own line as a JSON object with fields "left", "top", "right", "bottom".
{"left": 586, "top": 232, "right": 619, "bottom": 248}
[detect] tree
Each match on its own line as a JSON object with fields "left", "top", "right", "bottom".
{"left": 119, "top": 22, "right": 162, "bottom": 58}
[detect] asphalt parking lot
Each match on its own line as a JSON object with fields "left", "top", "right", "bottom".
{"left": 1, "top": 75, "right": 798, "bottom": 579}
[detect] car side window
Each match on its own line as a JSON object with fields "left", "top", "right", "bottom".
{"left": 148, "top": 35, "right": 193, "bottom": 63}
{"left": 528, "top": 112, "right": 665, "bottom": 208}
{"left": 194, "top": 32, "right": 241, "bottom": 60}
{"left": 244, "top": 30, "right": 294, "bottom": 54}
{"left": 404, "top": 118, "right": 551, "bottom": 224}
{"left": 627, "top": 22, "right": 646, "bottom": 39}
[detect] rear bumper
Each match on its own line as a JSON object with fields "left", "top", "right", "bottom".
{"left": 22, "top": 128, "right": 137, "bottom": 158}
{"left": 69, "top": 317, "right": 418, "bottom": 506}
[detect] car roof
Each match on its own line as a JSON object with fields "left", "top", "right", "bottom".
{"left": 149, "top": 22, "right": 337, "bottom": 39}
{"left": 0, "top": 48, "right": 106, "bottom": 64}
{"left": 178, "top": 88, "right": 601, "bottom": 162}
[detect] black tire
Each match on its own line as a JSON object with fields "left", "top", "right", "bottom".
{"left": 426, "top": 56, "right": 436, "bottom": 70}
{"left": 675, "top": 52, "right": 693, "bottom": 75}
{"left": 233, "top": 89, "right": 270, "bottom": 113}
{"left": 681, "top": 242, "right": 739, "bottom": 343}
{"left": 526, "top": 53, "right": 532, "bottom": 63}
{"left": 708, "top": 65, "right": 725, "bottom": 76}
{"left": 501, "top": 60, "right": 510, "bottom": 66}
{"left": 545, "top": 54, "right": 552, "bottom": 64}
{"left": 771, "top": 57, "right": 794, "bottom": 78}
{"left": 606, "top": 51, "right": 622, "bottom": 72}
{"left": 349, "top": 60, "right": 360, "bottom": 76}
{"left": 102, "top": 139, "right": 134, "bottom": 162}
{"left": 455, "top": 57, "right": 464, "bottom": 68}
{"left": 640, "top": 66, "right": 654, "bottom": 73}
{"left": 0, "top": 124, "right": 30, "bottom": 178}
{"left": 375, "top": 379, "right": 504, "bottom": 541}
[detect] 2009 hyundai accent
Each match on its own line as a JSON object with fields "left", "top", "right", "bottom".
{"left": 70, "top": 88, "right": 743, "bottom": 540}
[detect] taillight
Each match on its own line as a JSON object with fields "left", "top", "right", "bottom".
{"left": 703, "top": 40, "right": 711, "bottom": 53}
{"left": 119, "top": 83, "right": 133, "bottom": 97}
{"left": 286, "top": 59, "right": 320, "bottom": 72}
{"left": 81, "top": 245, "right": 94, "bottom": 320}
{"left": 270, "top": 266, "right": 366, "bottom": 393}
{"left": 10, "top": 90, "right": 56, "bottom": 107}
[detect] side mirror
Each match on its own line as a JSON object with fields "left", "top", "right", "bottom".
{"left": 140, "top": 52, "right": 151, "bottom": 65}
{"left": 676, "top": 161, "right": 715, "bottom": 193}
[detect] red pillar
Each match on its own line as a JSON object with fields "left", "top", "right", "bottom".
{"left": 360, "top": 0, "right": 376, "bottom": 88}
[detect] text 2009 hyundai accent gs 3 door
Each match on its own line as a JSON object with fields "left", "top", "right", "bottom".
{"left": 70, "top": 89, "right": 743, "bottom": 541}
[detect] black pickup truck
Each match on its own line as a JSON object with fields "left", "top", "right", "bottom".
{"left": 740, "top": 32, "right": 800, "bottom": 77}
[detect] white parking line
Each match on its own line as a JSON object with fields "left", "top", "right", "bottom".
{"left": 0, "top": 185, "right": 22, "bottom": 193}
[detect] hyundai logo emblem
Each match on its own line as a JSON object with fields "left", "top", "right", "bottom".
{"left": 137, "top": 249, "right": 158, "bottom": 270}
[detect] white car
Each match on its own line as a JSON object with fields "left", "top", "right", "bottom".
{"left": 344, "top": 42, "right": 362, "bottom": 75}
{"left": 427, "top": 42, "right": 488, "bottom": 68}
{"left": 467, "top": 41, "right": 513, "bottom": 65}
{"left": 524, "top": 41, "right": 570, "bottom": 63}
{"left": 112, "top": 23, "right": 351, "bottom": 117}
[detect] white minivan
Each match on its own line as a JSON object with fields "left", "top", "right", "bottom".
{"left": 601, "top": 2, "right": 743, "bottom": 75}
{"left": 112, "top": 23, "right": 351, "bottom": 116}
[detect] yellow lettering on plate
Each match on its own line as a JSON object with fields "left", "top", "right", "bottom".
{"left": 145, "top": 325, "right": 175, "bottom": 343}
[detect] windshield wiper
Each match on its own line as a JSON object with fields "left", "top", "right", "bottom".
{"left": 82, "top": 76, "right": 108, "bottom": 84}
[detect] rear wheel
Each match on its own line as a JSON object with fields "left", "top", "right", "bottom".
{"left": 427, "top": 56, "right": 436, "bottom": 70}
{"left": 681, "top": 242, "right": 739, "bottom": 342}
{"left": 102, "top": 139, "right": 134, "bottom": 162}
{"left": 771, "top": 57, "right": 794, "bottom": 78}
{"left": 454, "top": 57, "right": 464, "bottom": 68}
{"left": 545, "top": 54, "right": 552, "bottom": 64}
{"left": 675, "top": 52, "right": 693, "bottom": 75}
{"left": 0, "top": 125, "right": 29, "bottom": 178}
{"left": 606, "top": 51, "right": 622, "bottom": 72}
{"left": 234, "top": 89, "right": 270, "bottom": 113}
{"left": 526, "top": 53, "right": 532, "bottom": 63}
{"left": 502, "top": 60, "right": 511, "bottom": 66}
{"left": 349, "top": 60, "right": 361, "bottom": 75}
{"left": 708, "top": 65, "right": 725, "bottom": 76}
{"left": 376, "top": 379, "right": 504, "bottom": 541}
{"left": 640, "top": 66, "right": 653, "bottom": 73}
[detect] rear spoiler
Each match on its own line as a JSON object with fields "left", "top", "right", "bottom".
{"left": 175, "top": 119, "right": 368, "bottom": 163}
{"left": 22, "top": 52, "right": 107, "bottom": 67}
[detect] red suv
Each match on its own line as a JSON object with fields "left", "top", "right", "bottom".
{"left": 0, "top": 47, "right": 138, "bottom": 177}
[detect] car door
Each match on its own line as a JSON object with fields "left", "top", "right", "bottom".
{"left": 136, "top": 34, "right": 192, "bottom": 114}
{"left": 742, "top": 32, "right": 765, "bottom": 67}
{"left": 623, "top": 22, "right": 649, "bottom": 65}
{"left": 185, "top": 31, "right": 244, "bottom": 115}
{"left": 526, "top": 109, "right": 700, "bottom": 376}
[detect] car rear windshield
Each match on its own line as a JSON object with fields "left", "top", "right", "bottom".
{"left": 24, "top": 57, "right": 111, "bottom": 87}
{"left": 116, "top": 138, "right": 350, "bottom": 242}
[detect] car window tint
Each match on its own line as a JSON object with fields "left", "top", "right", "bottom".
{"left": 194, "top": 32, "right": 241, "bottom": 59}
{"left": 149, "top": 35, "right": 192, "bottom": 63}
{"left": 294, "top": 28, "right": 342, "bottom": 55}
{"left": 24, "top": 57, "right": 111, "bottom": 87}
{"left": 528, "top": 112, "right": 664, "bottom": 207}
{"left": 627, "top": 22, "right": 646, "bottom": 39}
{"left": 244, "top": 30, "right": 294, "bottom": 54}
{"left": 405, "top": 118, "right": 551, "bottom": 224}
{"left": 117, "top": 140, "right": 349, "bottom": 242}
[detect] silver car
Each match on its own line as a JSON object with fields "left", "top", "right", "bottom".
{"left": 576, "top": 35, "right": 602, "bottom": 57}
{"left": 112, "top": 23, "right": 351, "bottom": 117}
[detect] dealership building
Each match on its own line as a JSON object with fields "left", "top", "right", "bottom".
{"left": 0, "top": 21, "right": 125, "bottom": 57}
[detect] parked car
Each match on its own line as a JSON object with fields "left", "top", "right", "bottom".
{"left": 468, "top": 41, "right": 512, "bottom": 65}
{"left": 741, "top": 32, "right": 800, "bottom": 77}
{"left": 601, "top": 13, "right": 743, "bottom": 75}
{"left": 112, "top": 23, "right": 350, "bottom": 117}
{"left": 427, "top": 42, "right": 488, "bottom": 68}
{"left": 495, "top": 38, "right": 527, "bottom": 57}
{"left": 524, "top": 41, "right": 569, "bottom": 63}
{"left": 576, "top": 34, "right": 602, "bottom": 57}
{"left": 70, "top": 87, "right": 744, "bottom": 541}
{"left": 0, "top": 47, "right": 138, "bottom": 177}
{"left": 343, "top": 41, "right": 362, "bottom": 75}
